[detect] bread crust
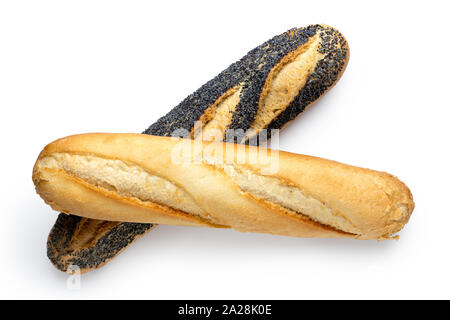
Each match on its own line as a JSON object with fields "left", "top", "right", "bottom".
{"left": 34, "top": 133, "right": 414, "bottom": 241}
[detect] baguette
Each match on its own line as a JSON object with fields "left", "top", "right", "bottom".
{"left": 34, "top": 133, "right": 414, "bottom": 240}
{"left": 46, "top": 24, "right": 349, "bottom": 272}
{"left": 146, "top": 24, "right": 349, "bottom": 143}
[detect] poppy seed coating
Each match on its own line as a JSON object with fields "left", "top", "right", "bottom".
{"left": 266, "top": 26, "right": 348, "bottom": 138}
{"left": 144, "top": 25, "right": 347, "bottom": 142}
{"left": 47, "top": 215, "right": 151, "bottom": 271}
{"left": 47, "top": 24, "right": 348, "bottom": 273}
{"left": 228, "top": 25, "right": 319, "bottom": 134}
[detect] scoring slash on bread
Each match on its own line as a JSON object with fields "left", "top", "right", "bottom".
{"left": 45, "top": 24, "right": 350, "bottom": 273}
{"left": 34, "top": 133, "right": 414, "bottom": 240}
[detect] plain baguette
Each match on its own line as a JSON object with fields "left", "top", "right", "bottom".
{"left": 34, "top": 133, "right": 414, "bottom": 240}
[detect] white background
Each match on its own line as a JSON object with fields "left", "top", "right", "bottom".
{"left": 1, "top": 0, "right": 449, "bottom": 299}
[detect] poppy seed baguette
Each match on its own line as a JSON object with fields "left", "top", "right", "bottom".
{"left": 34, "top": 133, "right": 414, "bottom": 240}
{"left": 146, "top": 24, "right": 349, "bottom": 143}
{"left": 46, "top": 24, "right": 349, "bottom": 273}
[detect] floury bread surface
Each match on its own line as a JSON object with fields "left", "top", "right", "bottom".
{"left": 34, "top": 133, "right": 414, "bottom": 240}
{"left": 46, "top": 24, "right": 350, "bottom": 272}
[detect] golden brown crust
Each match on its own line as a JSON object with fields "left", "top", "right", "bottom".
{"left": 35, "top": 167, "right": 223, "bottom": 228}
{"left": 34, "top": 133, "right": 414, "bottom": 240}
